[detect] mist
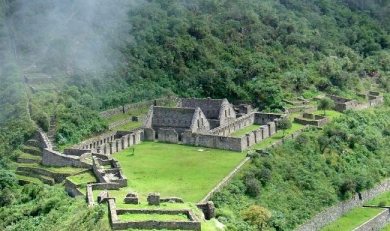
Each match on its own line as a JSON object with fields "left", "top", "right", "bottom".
{"left": 6, "top": 0, "right": 141, "bottom": 75}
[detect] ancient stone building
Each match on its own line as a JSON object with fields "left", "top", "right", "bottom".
{"left": 178, "top": 98, "right": 236, "bottom": 128}
{"left": 143, "top": 106, "right": 210, "bottom": 141}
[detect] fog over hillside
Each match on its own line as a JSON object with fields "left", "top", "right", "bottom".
{"left": 6, "top": 0, "right": 141, "bottom": 74}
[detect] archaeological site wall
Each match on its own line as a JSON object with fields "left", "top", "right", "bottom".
{"left": 353, "top": 208, "right": 390, "bottom": 231}
{"left": 294, "top": 179, "right": 390, "bottom": 231}
{"left": 42, "top": 149, "right": 92, "bottom": 168}
{"left": 108, "top": 198, "right": 201, "bottom": 231}
{"left": 327, "top": 94, "right": 384, "bottom": 112}
{"left": 24, "top": 75, "right": 52, "bottom": 84}
{"left": 294, "top": 113, "right": 330, "bottom": 127}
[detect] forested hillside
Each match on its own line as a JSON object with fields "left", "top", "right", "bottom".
{"left": 0, "top": 0, "right": 389, "bottom": 230}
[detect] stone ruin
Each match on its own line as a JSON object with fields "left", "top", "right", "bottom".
{"left": 147, "top": 192, "right": 161, "bottom": 206}
{"left": 123, "top": 192, "right": 139, "bottom": 205}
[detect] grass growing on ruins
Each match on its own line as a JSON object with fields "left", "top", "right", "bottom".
{"left": 118, "top": 212, "right": 189, "bottom": 221}
{"left": 67, "top": 171, "right": 97, "bottom": 185}
{"left": 319, "top": 207, "right": 383, "bottom": 231}
{"left": 231, "top": 125, "right": 262, "bottom": 137}
{"left": 250, "top": 122, "right": 304, "bottom": 150}
{"left": 111, "top": 121, "right": 143, "bottom": 131}
{"left": 111, "top": 142, "right": 245, "bottom": 203}
{"left": 18, "top": 152, "right": 42, "bottom": 160}
{"left": 16, "top": 174, "right": 43, "bottom": 184}
{"left": 382, "top": 223, "right": 390, "bottom": 231}
{"left": 313, "top": 110, "right": 343, "bottom": 119}
{"left": 17, "top": 163, "right": 88, "bottom": 174}
{"left": 365, "top": 191, "right": 390, "bottom": 206}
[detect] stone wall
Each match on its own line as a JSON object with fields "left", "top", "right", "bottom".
{"left": 294, "top": 114, "right": 330, "bottom": 127}
{"left": 65, "top": 179, "right": 85, "bottom": 197}
{"left": 158, "top": 129, "right": 179, "bottom": 143}
{"left": 179, "top": 98, "right": 224, "bottom": 119}
{"left": 294, "top": 179, "right": 390, "bottom": 231}
{"left": 108, "top": 117, "right": 132, "bottom": 130}
{"left": 24, "top": 75, "right": 52, "bottom": 84}
{"left": 150, "top": 107, "right": 196, "bottom": 134}
{"left": 42, "top": 149, "right": 92, "bottom": 168}
{"left": 328, "top": 94, "right": 384, "bottom": 112}
{"left": 209, "top": 113, "right": 254, "bottom": 136}
{"left": 111, "top": 208, "right": 201, "bottom": 231}
{"left": 283, "top": 98, "right": 311, "bottom": 106}
{"left": 254, "top": 113, "right": 284, "bottom": 125}
{"left": 17, "top": 166, "right": 76, "bottom": 183}
{"left": 182, "top": 132, "right": 246, "bottom": 152}
{"left": 218, "top": 98, "right": 237, "bottom": 126}
{"left": 353, "top": 208, "right": 390, "bottom": 231}
{"left": 200, "top": 157, "right": 250, "bottom": 203}
{"left": 63, "top": 148, "right": 91, "bottom": 156}
{"left": 284, "top": 105, "right": 317, "bottom": 114}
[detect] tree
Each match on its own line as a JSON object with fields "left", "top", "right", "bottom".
{"left": 318, "top": 97, "right": 335, "bottom": 115}
{"left": 277, "top": 117, "right": 292, "bottom": 136}
{"left": 242, "top": 205, "right": 272, "bottom": 231}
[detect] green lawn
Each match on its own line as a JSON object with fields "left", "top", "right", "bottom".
{"left": 365, "top": 191, "right": 390, "bottom": 206}
{"left": 111, "top": 121, "right": 143, "bottom": 131}
{"left": 118, "top": 212, "right": 189, "bottom": 221}
{"left": 382, "top": 223, "right": 390, "bottom": 231}
{"left": 320, "top": 207, "right": 383, "bottom": 231}
{"left": 18, "top": 152, "right": 42, "bottom": 160}
{"left": 250, "top": 122, "right": 304, "bottom": 150}
{"left": 231, "top": 125, "right": 261, "bottom": 137}
{"left": 18, "top": 163, "right": 88, "bottom": 174}
{"left": 110, "top": 142, "right": 245, "bottom": 203}
{"left": 67, "top": 171, "right": 98, "bottom": 185}
{"left": 313, "top": 110, "right": 344, "bottom": 120}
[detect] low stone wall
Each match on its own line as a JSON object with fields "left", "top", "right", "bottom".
{"left": 294, "top": 114, "right": 330, "bottom": 127}
{"left": 294, "top": 179, "right": 390, "bottom": 231}
{"left": 90, "top": 183, "right": 121, "bottom": 190}
{"left": 200, "top": 157, "right": 250, "bottom": 203}
{"left": 65, "top": 179, "right": 85, "bottom": 197}
{"left": 108, "top": 116, "right": 141, "bottom": 130}
{"left": 329, "top": 95, "right": 384, "bottom": 112}
{"left": 24, "top": 76, "right": 52, "bottom": 84}
{"left": 17, "top": 166, "right": 74, "bottom": 183}
{"left": 42, "top": 149, "right": 92, "bottom": 168}
{"left": 182, "top": 132, "right": 246, "bottom": 152}
{"left": 111, "top": 208, "right": 201, "bottom": 231}
{"left": 63, "top": 148, "right": 91, "bottom": 156}
{"left": 353, "top": 208, "right": 390, "bottom": 231}
{"left": 285, "top": 105, "right": 317, "bottom": 114}
{"left": 209, "top": 113, "right": 254, "bottom": 136}
{"left": 158, "top": 128, "right": 178, "bottom": 143}
{"left": 86, "top": 185, "right": 95, "bottom": 206}
{"left": 283, "top": 98, "right": 311, "bottom": 106}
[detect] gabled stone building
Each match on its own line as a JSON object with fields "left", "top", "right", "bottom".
{"left": 178, "top": 98, "right": 236, "bottom": 129}
{"left": 143, "top": 106, "right": 210, "bottom": 142}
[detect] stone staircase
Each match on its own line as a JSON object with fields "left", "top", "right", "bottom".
{"left": 47, "top": 115, "right": 59, "bottom": 151}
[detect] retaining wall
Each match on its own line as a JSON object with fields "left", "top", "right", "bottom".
{"left": 42, "top": 149, "right": 92, "bottom": 168}
{"left": 65, "top": 179, "right": 85, "bottom": 197}
{"left": 294, "top": 179, "right": 390, "bottom": 231}
{"left": 353, "top": 208, "right": 390, "bottom": 231}
{"left": 17, "top": 166, "right": 75, "bottom": 183}
{"left": 111, "top": 208, "right": 201, "bottom": 231}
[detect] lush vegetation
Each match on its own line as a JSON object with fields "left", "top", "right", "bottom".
{"left": 211, "top": 107, "right": 390, "bottom": 230}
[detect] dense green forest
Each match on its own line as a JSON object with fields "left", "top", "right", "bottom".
{"left": 0, "top": 0, "right": 389, "bottom": 230}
